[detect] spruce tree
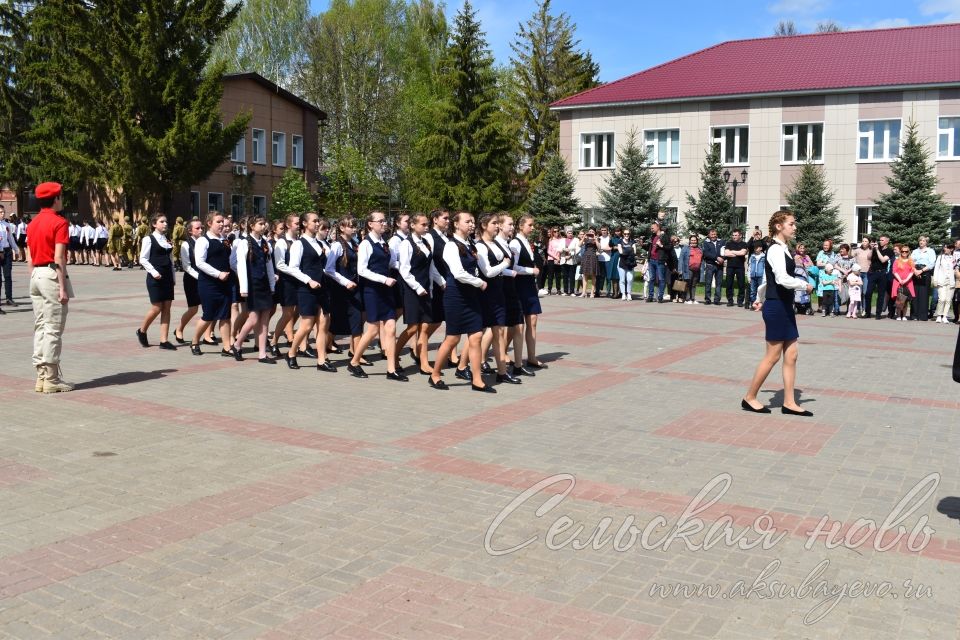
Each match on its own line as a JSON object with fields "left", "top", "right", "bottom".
{"left": 684, "top": 145, "right": 733, "bottom": 236}
{"left": 270, "top": 168, "right": 315, "bottom": 219}
{"left": 596, "top": 130, "right": 667, "bottom": 231}
{"left": 525, "top": 153, "right": 580, "bottom": 229}
{"left": 785, "top": 159, "right": 844, "bottom": 248}
{"left": 872, "top": 120, "right": 951, "bottom": 245}
{"left": 407, "top": 0, "right": 513, "bottom": 212}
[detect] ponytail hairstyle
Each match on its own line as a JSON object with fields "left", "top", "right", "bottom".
{"left": 204, "top": 210, "right": 222, "bottom": 229}
{"left": 301, "top": 211, "right": 319, "bottom": 233}
{"left": 339, "top": 215, "right": 358, "bottom": 267}
{"left": 316, "top": 217, "right": 330, "bottom": 256}
{"left": 453, "top": 211, "right": 477, "bottom": 258}
{"left": 410, "top": 214, "right": 429, "bottom": 255}
{"left": 284, "top": 214, "right": 298, "bottom": 234}
{"left": 517, "top": 213, "right": 535, "bottom": 236}
{"left": 272, "top": 219, "right": 285, "bottom": 238}
{"left": 767, "top": 210, "right": 792, "bottom": 239}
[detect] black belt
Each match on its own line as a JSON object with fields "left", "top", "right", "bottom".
{"left": 38, "top": 263, "right": 58, "bottom": 269}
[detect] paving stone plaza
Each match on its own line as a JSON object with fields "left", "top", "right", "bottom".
{"left": 2, "top": 262, "right": 960, "bottom": 639}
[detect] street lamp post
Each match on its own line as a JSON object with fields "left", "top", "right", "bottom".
{"left": 722, "top": 168, "right": 748, "bottom": 234}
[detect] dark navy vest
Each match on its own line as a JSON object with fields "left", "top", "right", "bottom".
{"left": 337, "top": 241, "right": 359, "bottom": 282}
{"left": 765, "top": 246, "right": 797, "bottom": 305}
{"left": 148, "top": 233, "right": 172, "bottom": 272}
{"left": 365, "top": 236, "right": 391, "bottom": 277}
{"left": 183, "top": 236, "right": 197, "bottom": 278}
{"left": 406, "top": 235, "right": 432, "bottom": 290}
{"left": 247, "top": 236, "right": 269, "bottom": 283}
{"left": 299, "top": 237, "right": 326, "bottom": 283}
{"left": 446, "top": 237, "right": 478, "bottom": 288}
{"left": 200, "top": 235, "right": 229, "bottom": 282}
{"left": 515, "top": 237, "right": 535, "bottom": 268}
{"left": 430, "top": 229, "right": 449, "bottom": 277}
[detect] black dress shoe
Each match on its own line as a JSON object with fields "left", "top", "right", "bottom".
{"left": 201, "top": 338, "right": 218, "bottom": 346}
{"left": 286, "top": 355, "right": 300, "bottom": 369}
{"left": 211, "top": 336, "right": 221, "bottom": 344}
{"left": 158, "top": 341, "right": 176, "bottom": 351}
{"left": 781, "top": 406, "right": 814, "bottom": 417}
{"left": 173, "top": 330, "right": 186, "bottom": 344}
{"left": 348, "top": 350, "right": 373, "bottom": 366}
{"left": 136, "top": 329, "right": 149, "bottom": 348}
{"left": 454, "top": 367, "right": 472, "bottom": 381}
{"left": 471, "top": 384, "right": 497, "bottom": 393}
{"left": 259, "top": 357, "right": 276, "bottom": 364}
{"left": 190, "top": 345, "right": 203, "bottom": 356}
{"left": 480, "top": 361, "right": 493, "bottom": 374}
{"left": 302, "top": 347, "right": 318, "bottom": 359}
{"left": 327, "top": 344, "right": 343, "bottom": 354}
{"left": 526, "top": 360, "right": 548, "bottom": 370}
{"left": 316, "top": 361, "right": 337, "bottom": 372}
{"left": 230, "top": 345, "right": 244, "bottom": 361}
{"left": 347, "top": 364, "right": 368, "bottom": 378}
{"left": 429, "top": 377, "right": 449, "bottom": 390}
{"left": 221, "top": 349, "right": 234, "bottom": 358}
{"left": 270, "top": 344, "right": 282, "bottom": 358}
{"left": 726, "top": 301, "right": 735, "bottom": 307}
{"left": 419, "top": 369, "right": 434, "bottom": 376}
{"left": 386, "top": 370, "right": 409, "bottom": 382}
{"left": 496, "top": 373, "right": 522, "bottom": 385}
{"left": 741, "top": 399, "right": 771, "bottom": 414}
{"left": 511, "top": 364, "right": 535, "bottom": 377}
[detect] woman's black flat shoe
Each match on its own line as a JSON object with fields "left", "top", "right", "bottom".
{"left": 201, "top": 338, "right": 218, "bottom": 346}
{"left": 173, "top": 330, "right": 186, "bottom": 344}
{"left": 190, "top": 345, "right": 203, "bottom": 356}
{"left": 526, "top": 360, "right": 548, "bottom": 370}
{"left": 230, "top": 346, "right": 244, "bottom": 361}
{"left": 781, "top": 406, "right": 813, "bottom": 417}
{"left": 316, "top": 361, "right": 337, "bottom": 372}
{"left": 285, "top": 355, "right": 300, "bottom": 370}
{"left": 471, "top": 384, "right": 497, "bottom": 394}
{"left": 136, "top": 329, "right": 149, "bottom": 348}
{"left": 429, "top": 377, "right": 448, "bottom": 390}
{"left": 741, "top": 399, "right": 771, "bottom": 414}
{"left": 158, "top": 341, "right": 176, "bottom": 351}
{"left": 259, "top": 357, "right": 276, "bottom": 364}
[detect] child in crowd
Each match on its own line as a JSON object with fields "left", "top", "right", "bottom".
{"left": 748, "top": 242, "right": 765, "bottom": 306}
{"left": 846, "top": 263, "right": 863, "bottom": 318}
{"left": 794, "top": 262, "right": 812, "bottom": 315}
{"left": 818, "top": 263, "right": 839, "bottom": 317}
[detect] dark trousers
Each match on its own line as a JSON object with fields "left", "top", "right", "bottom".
{"left": 562, "top": 264, "right": 576, "bottom": 294}
{"left": 911, "top": 275, "right": 930, "bottom": 321}
{"left": 725, "top": 266, "right": 745, "bottom": 305}
{"left": 542, "top": 261, "right": 559, "bottom": 293}
{"left": 595, "top": 264, "right": 607, "bottom": 296}
{"left": 820, "top": 290, "right": 836, "bottom": 315}
{"left": 685, "top": 268, "right": 700, "bottom": 302}
{"left": 703, "top": 263, "right": 722, "bottom": 302}
{"left": 0, "top": 249, "right": 12, "bottom": 301}
{"left": 868, "top": 270, "right": 890, "bottom": 318}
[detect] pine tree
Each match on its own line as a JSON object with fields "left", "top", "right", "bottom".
{"left": 684, "top": 145, "right": 733, "bottom": 236}
{"left": 406, "top": 0, "right": 513, "bottom": 212}
{"left": 872, "top": 120, "right": 951, "bottom": 245}
{"left": 270, "top": 168, "right": 315, "bottom": 219}
{"left": 525, "top": 153, "right": 580, "bottom": 229}
{"left": 596, "top": 130, "right": 667, "bottom": 231}
{"left": 785, "top": 159, "right": 844, "bottom": 248}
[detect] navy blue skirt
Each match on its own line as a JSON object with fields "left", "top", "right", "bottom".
{"left": 762, "top": 298, "right": 799, "bottom": 342}
{"left": 363, "top": 281, "right": 397, "bottom": 322}
{"left": 444, "top": 281, "right": 483, "bottom": 335}
{"left": 515, "top": 276, "right": 542, "bottom": 315}
{"left": 481, "top": 277, "right": 506, "bottom": 327}
{"left": 246, "top": 276, "right": 273, "bottom": 312}
{"left": 228, "top": 272, "right": 241, "bottom": 304}
{"left": 183, "top": 275, "right": 201, "bottom": 307}
{"left": 403, "top": 284, "right": 434, "bottom": 324}
{"left": 198, "top": 276, "right": 231, "bottom": 321}
{"left": 390, "top": 269, "right": 404, "bottom": 310}
{"left": 329, "top": 283, "right": 364, "bottom": 336}
{"left": 431, "top": 285, "right": 446, "bottom": 323}
{"left": 502, "top": 276, "right": 523, "bottom": 326}
{"left": 146, "top": 272, "right": 175, "bottom": 304}
{"left": 297, "top": 283, "right": 330, "bottom": 317}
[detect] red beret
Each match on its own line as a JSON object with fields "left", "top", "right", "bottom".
{"left": 35, "top": 182, "right": 62, "bottom": 199}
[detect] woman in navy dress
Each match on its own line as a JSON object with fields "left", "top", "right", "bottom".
{"left": 497, "top": 214, "right": 532, "bottom": 378}
{"left": 423, "top": 209, "right": 451, "bottom": 367}
{"left": 285, "top": 213, "right": 335, "bottom": 372}
{"left": 325, "top": 216, "right": 365, "bottom": 363}
{"left": 743, "top": 211, "right": 815, "bottom": 416}
{"left": 346, "top": 211, "right": 407, "bottom": 382}
{"left": 174, "top": 218, "right": 203, "bottom": 344}
{"left": 395, "top": 214, "right": 441, "bottom": 376}
{"left": 269, "top": 214, "right": 301, "bottom": 358}
{"left": 136, "top": 213, "right": 176, "bottom": 350}
{"left": 230, "top": 215, "right": 276, "bottom": 363}
{"left": 190, "top": 212, "right": 233, "bottom": 356}
{"left": 509, "top": 214, "right": 546, "bottom": 371}
{"left": 476, "top": 213, "right": 521, "bottom": 385}
{"left": 388, "top": 212, "right": 410, "bottom": 321}
{"left": 428, "top": 212, "right": 495, "bottom": 393}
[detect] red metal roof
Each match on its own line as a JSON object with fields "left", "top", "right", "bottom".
{"left": 552, "top": 23, "right": 960, "bottom": 109}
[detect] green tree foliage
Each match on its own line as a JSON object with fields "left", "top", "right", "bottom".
{"left": 508, "top": 0, "right": 598, "bottom": 192}
{"left": 872, "top": 120, "right": 951, "bottom": 245}
{"left": 270, "top": 167, "right": 315, "bottom": 219}
{"left": 321, "top": 145, "right": 382, "bottom": 220}
{"left": 684, "top": 145, "right": 733, "bottom": 236}
{"left": 525, "top": 153, "right": 580, "bottom": 229}
{"left": 406, "top": 1, "right": 513, "bottom": 212}
{"left": 785, "top": 159, "right": 844, "bottom": 248}
{"left": 209, "top": 0, "right": 309, "bottom": 90}
{"left": 597, "top": 129, "right": 667, "bottom": 231}
{"left": 0, "top": 2, "right": 30, "bottom": 188}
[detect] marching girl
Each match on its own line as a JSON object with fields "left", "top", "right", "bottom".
{"left": 476, "top": 213, "right": 521, "bottom": 385}
{"left": 228, "top": 218, "right": 250, "bottom": 344}
{"left": 174, "top": 218, "right": 203, "bottom": 344}
{"left": 396, "top": 213, "right": 442, "bottom": 376}
{"left": 230, "top": 216, "right": 276, "bottom": 363}
{"left": 190, "top": 212, "right": 233, "bottom": 356}
{"left": 497, "top": 213, "right": 531, "bottom": 377}
{"left": 270, "top": 215, "right": 301, "bottom": 358}
{"left": 325, "top": 216, "right": 366, "bottom": 363}
{"left": 346, "top": 211, "right": 407, "bottom": 381}
{"left": 388, "top": 212, "right": 410, "bottom": 322}
{"left": 136, "top": 213, "right": 177, "bottom": 350}
{"left": 285, "top": 213, "right": 335, "bottom": 371}
{"left": 423, "top": 209, "right": 454, "bottom": 366}
{"left": 265, "top": 219, "right": 286, "bottom": 331}
{"left": 314, "top": 220, "right": 338, "bottom": 356}
{"left": 428, "top": 212, "right": 495, "bottom": 393}
{"left": 509, "top": 214, "right": 546, "bottom": 371}
{"left": 94, "top": 219, "right": 108, "bottom": 267}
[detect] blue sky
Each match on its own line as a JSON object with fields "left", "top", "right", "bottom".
{"left": 308, "top": 0, "right": 960, "bottom": 82}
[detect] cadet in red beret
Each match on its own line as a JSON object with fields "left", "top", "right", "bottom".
{"left": 27, "top": 182, "right": 75, "bottom": 393}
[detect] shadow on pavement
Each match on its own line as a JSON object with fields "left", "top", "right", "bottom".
{"left": 763, "top": 388, "right": 814, "bottom": 408}
{"left": 74, "top": 369, "right": 177, "bottom": 390}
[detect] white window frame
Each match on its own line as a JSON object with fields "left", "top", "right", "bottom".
{"left": 711, "top": 125, "right": 750, "bottom": 166}
{"left": 252, "top": 195, "right": 267, "bottom": 216}
{"left": 189, "top": 191, "right": 200, "bottom": 217}
{"left": 937, "top": 116, "right": 960, "bottom": 160}
{"left": 857, "top": 118, "right": 901, "bottom": 163}
{"left": 855, "top": 205, "right": 876, "bottom": 237}
{"left": 579, "top": 131, "right": 615, "bottom": 170}
{"left": 272, "top": 131, "right": 286, "bottom": 167}
{"left": 291, "top": 135, "right": 304, "bottom": 169}
{"left": 230, "top": 134, "right": 245, "bottom": 163}
{"left": 643, "top": 128, "right": 681, "bottom": 167}
{"left": 251, "top": 128, "right": 266, "bottom": 165}
{"left": 207, "top": 192, "right": 223, "bottom": 214}
{"left": 781, "top": 122, "right": 824, "bottom": 165}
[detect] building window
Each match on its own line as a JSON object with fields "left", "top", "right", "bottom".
{"left": 292, "top": 135, "right": 303, "bottom": 169}
{"left": 712, "top": 126, "right": 749, "bottom": 165}
{"left": 580, "top": 133, "right": 614, "bottom": 169}
{"left": 856, "top": 206, "right": 875, "bottom": 239}
{"left": 230, "top": 134, "right": 245, "bottom": 163}
{"left": 858, "top": 119, "right": 900, "bottom": 161}
{"left": 208, "top": 192, "right": 223, "bottom": 213}
{"left": 951, "top": 205, "right": 960, "bottom": 239}
{"left": 190, "top": 191, "right": 200, "bottom": 217}
{"left": 730, "top": 206, "right": 747, "bottom": 233}
{"left": 938, "top": 117, "right": 960, "bottom": 159}
{"left": 782, "top": 123, "right": 823, "bottom": 163}
{"left": 252, "top": 129, "right": 266, "bottom": 164}
{"left": 253, "top": 195, "right": 266, "bottom": 216}
{"left": 644, "top": 129, "right": 680, "bottom": 166}
{"left": 272, "top": 131, "right": 286, "bottom": 167}
{"left": 231, "top": 194, "right": 244, "bottom": 218}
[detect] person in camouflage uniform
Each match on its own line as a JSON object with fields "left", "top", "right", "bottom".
{"left": 122, "top": 217, "right": 134, "bottom": 267}
{"left": 171, "top": 216, "right": 185, "bottom": 271}
{"left": 133, "top": 216, "right": 149, "bottom": 269}
{"left": 107, "top": 214, "right": 125, "bottom": 270}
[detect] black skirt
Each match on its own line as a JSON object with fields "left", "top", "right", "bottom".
{"left": 329, "top": 283, "right": 363, "bottom": 336}
{"left": 146, "top": 272, "right": 175, "bottom": 304}
{"left": 183, "top": 275, "right": 201, "bottom": 307}
{"left": 297, "top": 283, "right": 330, "bottom": 318}
{"left": 246, "top": 276, "right": 273, "bottom": 312}
{"left": 481, "top": 277, "right": 506, "bottom": 327}
{"left": 403, "top": 284, "right": 433, "bottom": 325}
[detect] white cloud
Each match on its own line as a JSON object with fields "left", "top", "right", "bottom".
{"left": 919, "top": 0, "right": 960, "bottom": 21}
{"left": 768, "top": 0, "right": 829, "bottom": 16}
{"left": 847, "top": 17, "right": 912, "bottom": 30}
